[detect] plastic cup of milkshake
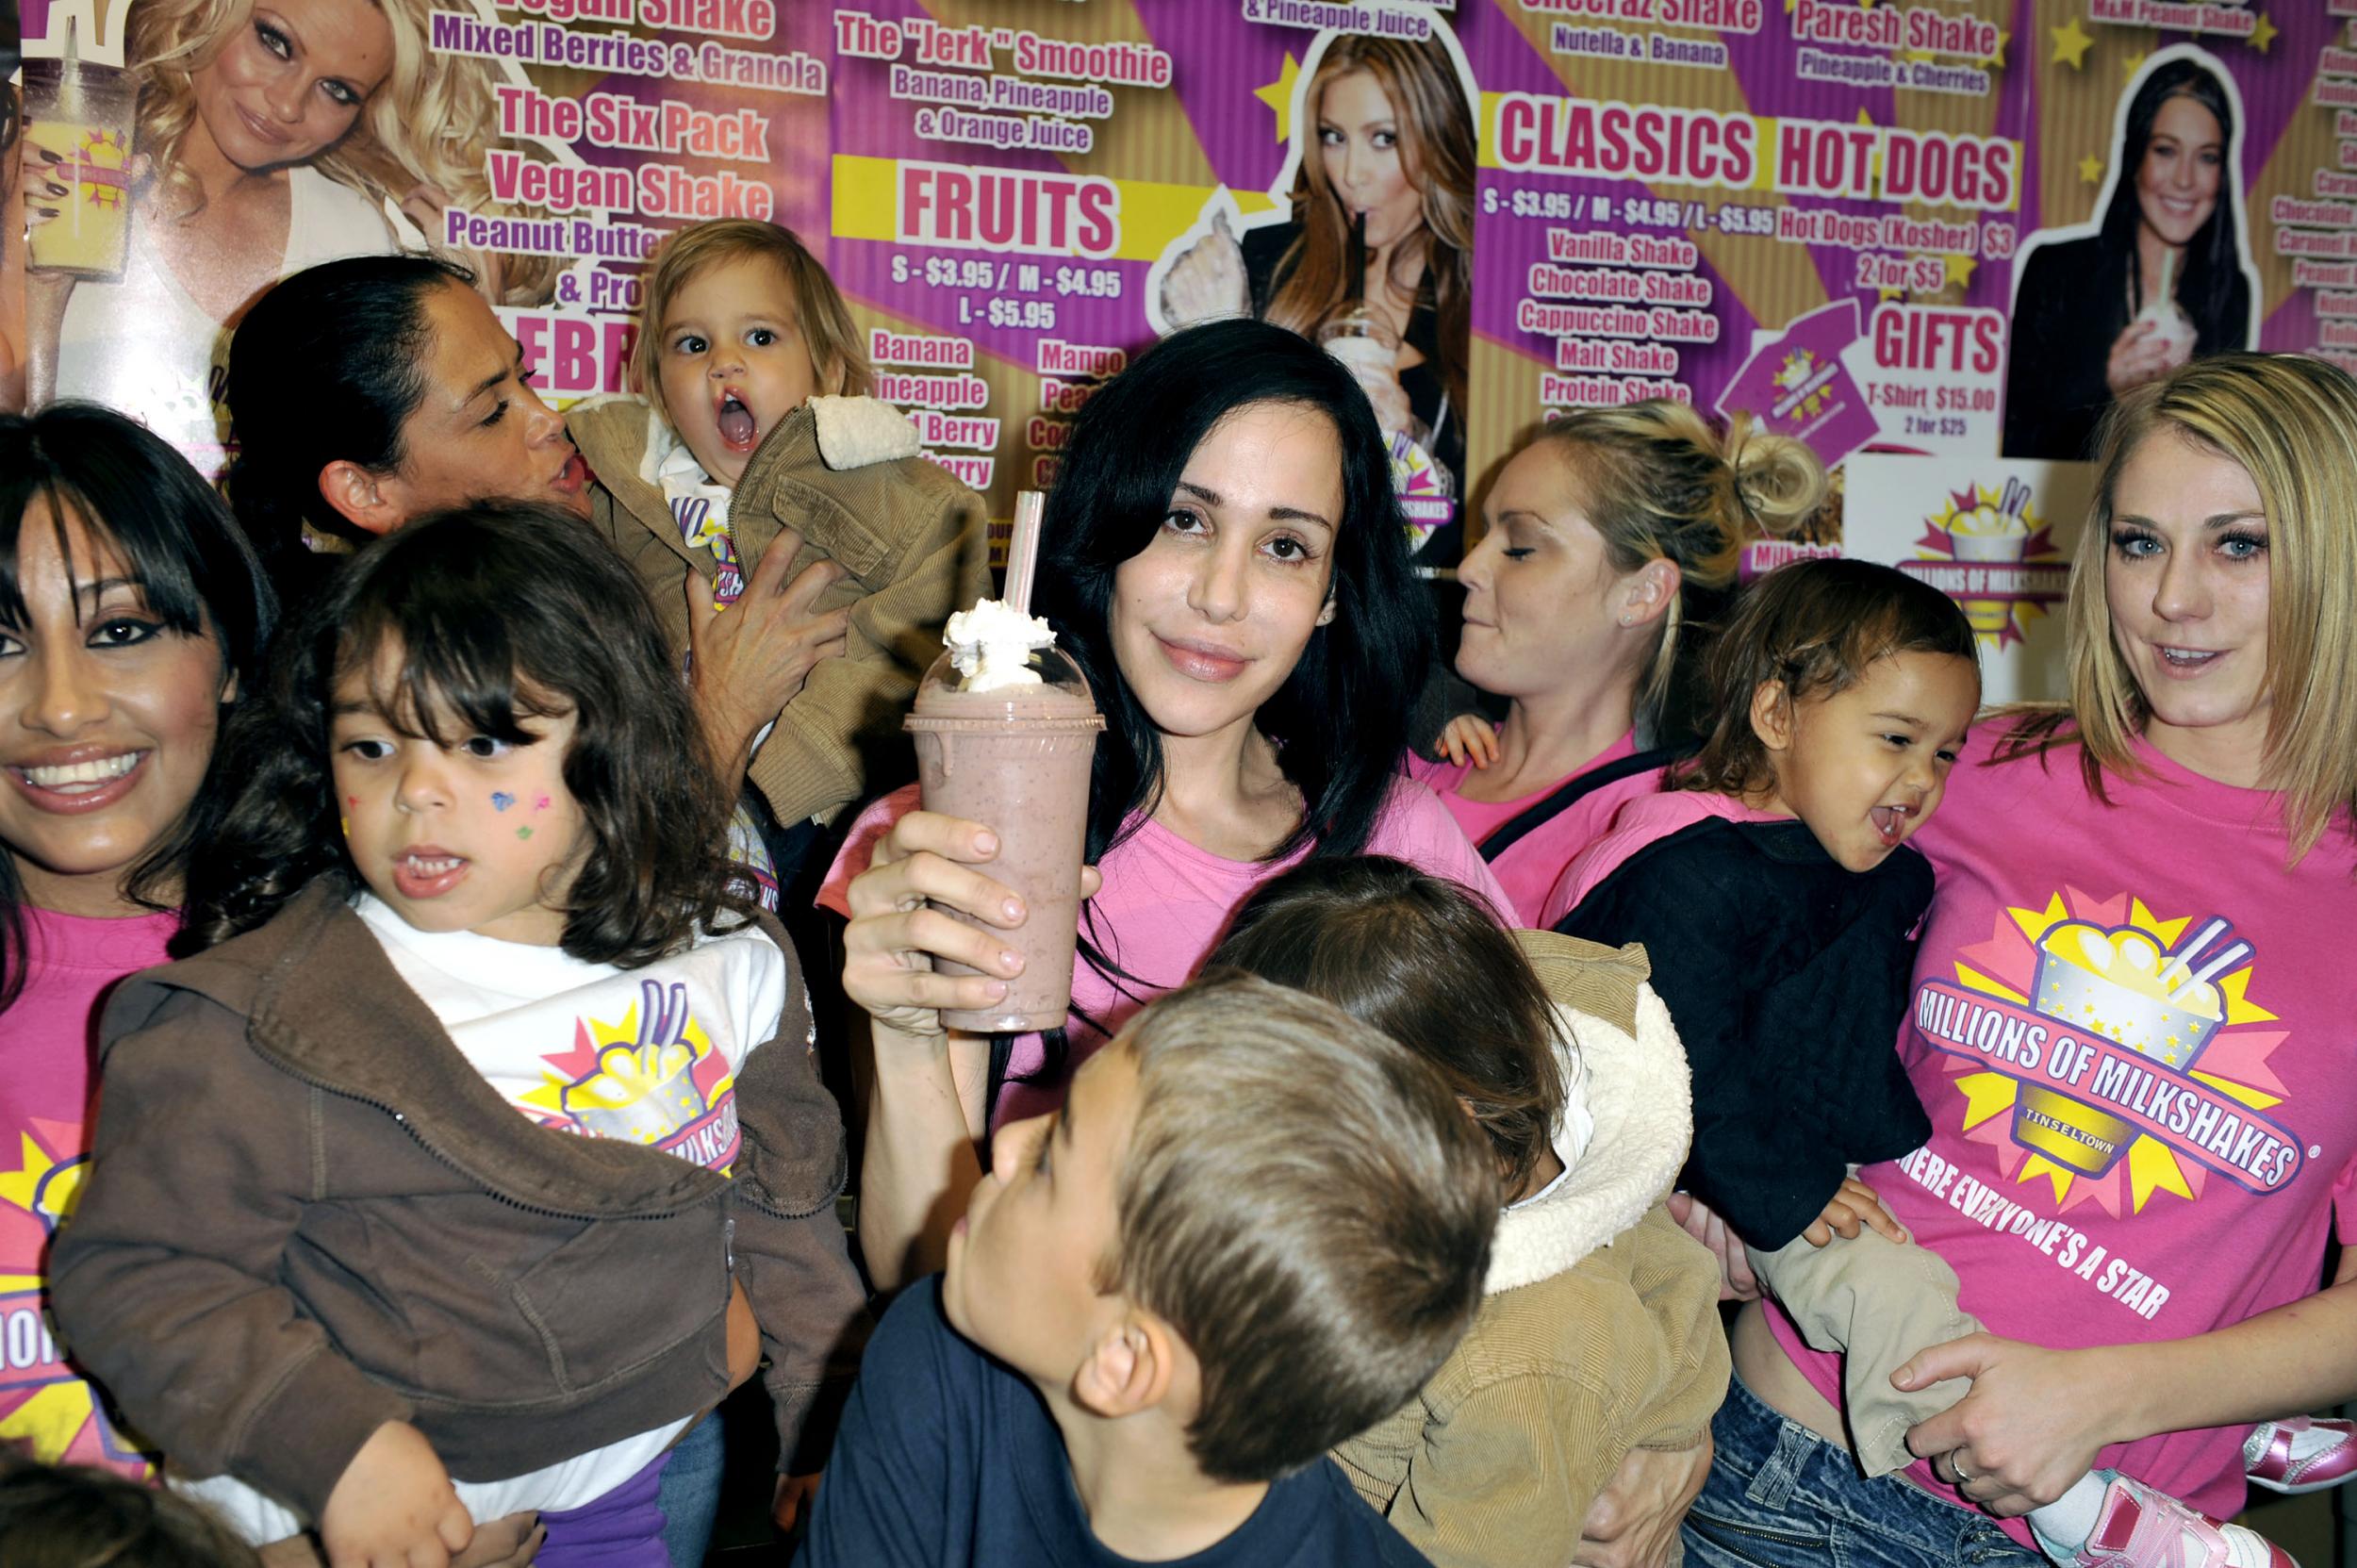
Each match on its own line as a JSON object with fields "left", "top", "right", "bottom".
{"left": 905, "top": 599, "right": 1104, "bottom": 1033}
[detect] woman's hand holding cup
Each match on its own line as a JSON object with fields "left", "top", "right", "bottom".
{"left": 841, "top": 810, "right": 1098, "bottom": 1039}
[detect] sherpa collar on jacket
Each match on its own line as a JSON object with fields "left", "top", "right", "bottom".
{"left": 1485, "top": 932, "right": 1693, "bottom": 1296}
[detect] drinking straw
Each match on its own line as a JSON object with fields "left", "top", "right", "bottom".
{"left": 2188, "top": 942, "right": 2252, "bottom": 988}
{"left": 1005, "top": 490, "right": 1046, "bottom": 616}
{"left": 1344, "top": 210, "right": 1367, "bottom": 305}
{"left": 2159, "top": 917, "right": 2229, "bottom": 1002}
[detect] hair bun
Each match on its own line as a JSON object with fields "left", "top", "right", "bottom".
{"left": 1722, "top": 412, "right": 1829, "bottom": 540}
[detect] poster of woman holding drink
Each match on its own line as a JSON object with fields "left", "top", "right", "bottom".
{"left": 2002, "top": 46, "right": 2260, "bottom": 463}
{"left": 17, "top": 0, "right": 551, "bottom": 473}
{"left": 1153, "top": 21, "right": 1475, "bottom": 563}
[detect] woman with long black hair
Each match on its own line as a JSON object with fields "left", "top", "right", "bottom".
{"left": 823, "top": 319, "right": 1506, "bottom": 1289}
{"left": 2003, "top": 51, "right": 2256, "bottom": 460}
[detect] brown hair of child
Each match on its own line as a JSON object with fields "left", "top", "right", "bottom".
{"left": 0, "top": 1452, "right": 261, "bottom": 1568}
{"left": 1676, "top": 556, "right": 1980, "bottom": 800}
{"left": 1209, "top": 855, "right": 1563, "bottom": 1197}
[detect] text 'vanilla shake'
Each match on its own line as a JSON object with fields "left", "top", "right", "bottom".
{"left": 906, "top": 600, "right": 1104, "bottom": 1032}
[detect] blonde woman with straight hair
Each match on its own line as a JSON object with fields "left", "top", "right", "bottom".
{"left": 1678, "top": 353, "right": 2357, "bottom": 1568}
{"left": 24, "top": 0, "right": 550, "bottom": 470}
{"left": 1402, "top": 399, "right": 1826, "bottom": 926}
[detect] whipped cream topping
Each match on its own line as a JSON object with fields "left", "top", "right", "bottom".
{"left": 945, "top": 598, "right": 1057, "bottom": 692}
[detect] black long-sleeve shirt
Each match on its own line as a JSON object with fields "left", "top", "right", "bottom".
{"left": 1553, "top": 817, "right": 1934, "bottom": 1250}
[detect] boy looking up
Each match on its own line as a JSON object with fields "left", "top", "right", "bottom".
{"left": 798, "top": 971, "right": 1500, "bottom": 1565}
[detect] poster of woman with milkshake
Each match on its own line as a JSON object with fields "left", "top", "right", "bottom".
{"left": 16, "top": 0, "right": 552, "bottom": 474}
{"left": 1151, "top": 17, "right": 1475, "bottom": 566}
{"left": 2003, "top": 44, "right": 2261, "bottom": 463}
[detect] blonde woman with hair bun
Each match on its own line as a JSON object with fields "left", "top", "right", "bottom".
{"left": 1404, "top": 398, "right": 1827, "bottom": 926}
{"left": 23, "top": 0, "right": 550, "bottom": 472}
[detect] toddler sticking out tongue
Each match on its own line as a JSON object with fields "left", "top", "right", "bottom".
{"left": 717, "top": 391, "right": 759, "bottom": 450}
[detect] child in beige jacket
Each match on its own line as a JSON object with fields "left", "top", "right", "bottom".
{"left": 1210, "top": 856, "right": 1730, "bottom": 1568}
{"left": 571, "top": 221, "right": 989, "bottom": 877}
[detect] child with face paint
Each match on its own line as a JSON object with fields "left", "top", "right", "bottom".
{"left": 49, "top": 504, "right": 868, "bottom": 1568}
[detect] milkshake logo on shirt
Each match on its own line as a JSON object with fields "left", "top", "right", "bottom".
{"left": 520, "top": 979, "right": 743, "bottom": 1172}
{"left": 1913, "top": 886, "right": 2302, "bottom": 1218}
{"left": 0, "top": 1120, "right": 153, "bottom": 1475}
{"left": 1895, "top": 477, "right": 2069, "bottom": 650}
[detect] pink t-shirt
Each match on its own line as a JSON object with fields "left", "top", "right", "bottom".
{"left": 820, "top": 777, "right": 1509, "bottom": 1124}
{"left": 1, "top": 904, "right": 179, "bottom": 1477}
{"left": 1407, "top": 730, "right": 1650, "bottom": 925}
{"left": 1768, "top": 728, "right": 2357, "bottom": 1537}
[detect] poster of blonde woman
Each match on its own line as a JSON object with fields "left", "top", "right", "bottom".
{"left": 1150, "top": 15, "right": 1475, "bottom": 560}
{"left": 18, "top": 0, "right": 554, "bottom": 473}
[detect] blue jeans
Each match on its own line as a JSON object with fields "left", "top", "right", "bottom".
{"left": 1682, "top": 1372, "right": 2046, "bottom": 1568}
{"left": 653, "top": 1412, "right": 724, "bottom": 1568}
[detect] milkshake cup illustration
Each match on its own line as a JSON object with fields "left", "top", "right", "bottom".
{"left": 906, "top": 595, "right": 1104, "bottom": 1033}
{"left": 24, "top": 22, "right": 137, "bottom": 283}
{"left": 2010, "top": 916, "right": 2243, "bottom": 1177}
{"left": 563, "top": 1038, "right": 710, "bottom": 1143}
{"left": 1947, "top": 477, "right": 2035, "bottom": 635}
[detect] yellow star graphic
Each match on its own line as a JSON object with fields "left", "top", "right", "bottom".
{"left": 2249, "top": 11, "right": 2279, "bottom": 54}
{"left": 2123, "top": 49, "right": 2147, "bottom": 75}
{"left": 2050, "top": 15, "right": 2095, "bottom": 69}
{"left": 1254, "top": 52, "right": 1301, "bottom": 145}
{"left": 1944, "top": 252, "right": 1978, "bottom": 290}
{"left": 2080, "top": 154, "right": 2105, "bottom": 184}
{"left": 1983, "top": 29, "right": 2009, "bottom": 68}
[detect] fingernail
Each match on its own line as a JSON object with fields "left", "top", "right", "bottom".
{"left": 44, "top": 181, "right": 69, "bottom": 197}
{"left": 974, "top": 831, "right": 997, "bottom": 856}
{"left": 1002, "top": 898, "right": 1023, "bottom": 922}
{"left": 34, "top": 206, "right": 58, "bottom": 218}
{"left": 1000, "top": 950, "right": 1023, "bottom": 973}
{"left": 984, "top": 980, "right": 1009, "bottom": 998}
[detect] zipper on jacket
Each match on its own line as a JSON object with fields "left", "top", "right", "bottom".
{"left": 273, "top": 1064, "right": 714, "bottom": 1224}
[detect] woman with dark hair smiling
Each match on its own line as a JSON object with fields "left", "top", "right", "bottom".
{"left": 819, "top": 318, "right": 1507, "bottom": 1290}
{"left": 2003, "top": 50, "right": 2256, "bottom": 460}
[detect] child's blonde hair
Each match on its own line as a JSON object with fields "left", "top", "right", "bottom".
{"left": 1510, "top": 402, "right": 1827, "bottom": 727}
{"left": 631, "top": 221, "right": 872, "bottom": 423}
{"left": 1677, "top": 557, "right": 1979, "bottom": 800}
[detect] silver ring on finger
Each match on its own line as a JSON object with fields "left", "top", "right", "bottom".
{"left": 1950, "top": 1454, "right": 1974, "bottom": 1486}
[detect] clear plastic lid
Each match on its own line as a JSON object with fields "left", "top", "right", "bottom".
{"left": 912, "top": 642, "right": 1094, "bottom": 711}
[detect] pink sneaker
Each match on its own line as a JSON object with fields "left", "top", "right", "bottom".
{"left": 2053, "top": 1474, "right": 2294, "bottom": 1568}
{"left": 2245, "top": 1416, "right": 2357, "bottom": 1495}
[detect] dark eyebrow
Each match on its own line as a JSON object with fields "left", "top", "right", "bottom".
{"left": 1174, "top": 480, "right": 1334, "bottom": 532}
{"left": 461, "top": 358, "right": 513, "bottom": 406}
{"left": 1870, "top": 711, "right": 1926, "bottom": 726}
{"left": 74, "top": 575, "right": 142, "bottom": 604}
